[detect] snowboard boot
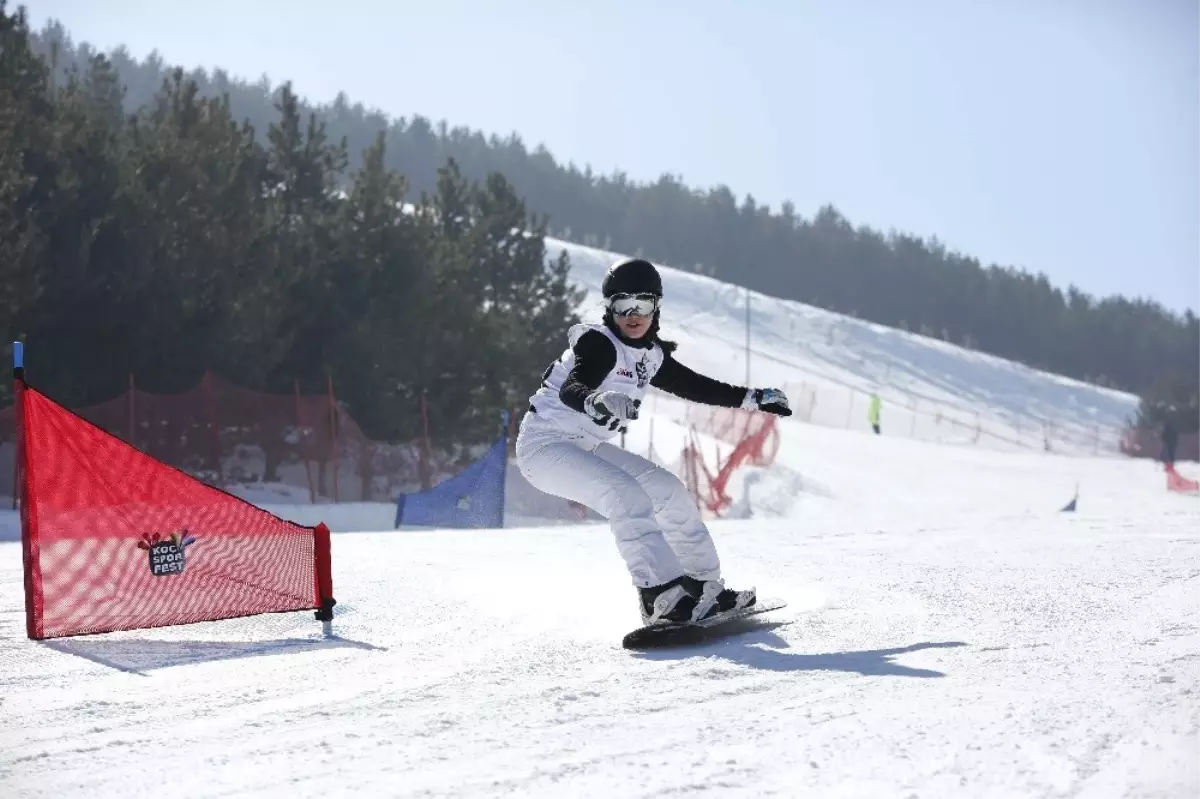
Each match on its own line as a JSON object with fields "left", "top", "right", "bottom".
{"left": 639, "top": 576, "right": 756, "bottom": 626}
{"left": 681, "top": 576, "right": 756, "bottom": 619}
{"left": 638, "top": 577, "right": 698, "bottom": 625}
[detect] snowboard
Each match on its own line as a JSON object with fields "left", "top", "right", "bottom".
{"left": 621, "top": 598, "right": 787, "bottom": 649}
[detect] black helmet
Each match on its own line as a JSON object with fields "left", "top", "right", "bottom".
{"left": 602, "top": 258, "right": 662, "bottom": 298}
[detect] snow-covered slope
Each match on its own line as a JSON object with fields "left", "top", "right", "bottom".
{"left": 546, "top": 236, "right": 1139, "bottom": 455}
{"left": 1, "top": 440, "right": 1196, "bottom": 797}
{"left": 3, "top": 238, "right": 1196, "bottom": 798}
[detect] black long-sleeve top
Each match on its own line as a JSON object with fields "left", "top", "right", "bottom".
{"left": 559, "top": 329, "right": 746, "bottom": 412}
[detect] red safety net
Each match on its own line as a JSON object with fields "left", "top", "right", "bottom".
{"left": 16, "top": 380, "right": 333, "bottom": 640}
{"left": 678, "top": 406, "right": 781, "bottom": 517}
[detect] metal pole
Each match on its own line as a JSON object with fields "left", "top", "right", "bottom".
{"left": 744, "top": 287, "right": 751, "bottom": 386}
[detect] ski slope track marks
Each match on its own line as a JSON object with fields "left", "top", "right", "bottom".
{"left": 2, "top": 499, "right": 1198, "bottom": 797}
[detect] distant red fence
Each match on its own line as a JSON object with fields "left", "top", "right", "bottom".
{"left": 1119, "top": 428, "right": 1200, "bottom": 463}
{"left": 1, "top": 372, "right": 470, "bottom": 505}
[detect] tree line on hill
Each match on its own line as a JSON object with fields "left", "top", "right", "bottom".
{"left": 10, "top": 10, "right": 1198, "bottom": 440}
{"left": 0, "top": 3, "right": 582, "bottom": 449}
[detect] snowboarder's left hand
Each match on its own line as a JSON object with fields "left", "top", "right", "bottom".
{"left": 743, "top": 387, "right": 791, "bottom": 416}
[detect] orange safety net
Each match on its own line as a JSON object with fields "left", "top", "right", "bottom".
{"left": 678, "top": 406, "right": 780, "bottom": 517}
{"left": 1166, "top": 464, "right": 1200, "bottom": 495}
{"left": 1120, "top": 428, "right": 1200, "bottom": 464}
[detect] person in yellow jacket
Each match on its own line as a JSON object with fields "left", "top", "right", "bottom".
{"left": 868, "top": 393, "right": 881, "bottom": 434}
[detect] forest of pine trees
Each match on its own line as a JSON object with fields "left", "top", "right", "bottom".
{"left": 0, "top": 3, "right": 582, "bottom": 448}
{"left": 4, "top": 7, "right": 1197, "bottom": 442}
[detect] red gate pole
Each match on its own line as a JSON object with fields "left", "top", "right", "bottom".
{"left": 128, "top": 373, "right": 136, "bottom": 448}
{"left": 203, "top": 371, "right": 223, "bottom": 487}
{"left": 326, "top": 374, "right": 339, "bottom": 503}
{"left": 296, "top": 379, "right": 316, "bottom": 504}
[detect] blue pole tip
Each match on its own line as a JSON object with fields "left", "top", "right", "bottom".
{"left": 12, "top": 341, "right": 23, "bottom": 369}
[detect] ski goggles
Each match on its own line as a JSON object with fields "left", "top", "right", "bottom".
{"left": 607, "top": 292, "right": 660, "bottom": 317}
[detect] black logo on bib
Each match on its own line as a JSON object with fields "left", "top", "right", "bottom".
{"left": 635, "top": 357, "right": 649, "bottom": 388}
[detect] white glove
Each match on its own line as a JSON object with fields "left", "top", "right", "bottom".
{"left": 741, "top": 387, "right": 791, "bottom": 416}
{"left": 585, "top": 390, "right": 640, "bottom": 424}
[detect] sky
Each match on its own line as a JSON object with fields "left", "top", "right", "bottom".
{"left": 23, "top": 0, "right": 1200, "bottom": 314}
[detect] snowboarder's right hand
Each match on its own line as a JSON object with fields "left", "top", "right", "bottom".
{"left": 585, "top": 390, "right": 640, "bottom": 424}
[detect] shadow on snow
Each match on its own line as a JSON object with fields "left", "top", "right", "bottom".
{"left": 633, "top": 621, "right": 967, "bottom": 678}
{"left": 42, "top": 634, "right": 384, "bottom": 676}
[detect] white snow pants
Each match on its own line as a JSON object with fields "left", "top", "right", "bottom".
{"left": 515, "top": 414, "right": 721, "bottom": 588}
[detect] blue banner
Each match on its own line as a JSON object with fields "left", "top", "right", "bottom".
{"left": 394, "top": 432, "right": 508, "bottom": 529}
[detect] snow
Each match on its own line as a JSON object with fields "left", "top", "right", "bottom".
{"left": 2, "top": 463, "right": 1197, "bottom": 797}
{"left": 1, "top": 239, "right": 1197, "bottom": 797}
{"left": 548, "top": 236, "right": 1141, "bottom": 456}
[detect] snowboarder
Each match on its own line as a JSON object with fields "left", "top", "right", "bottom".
{"left": 516, "top": 258, "right": 792, "bottom": 627}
